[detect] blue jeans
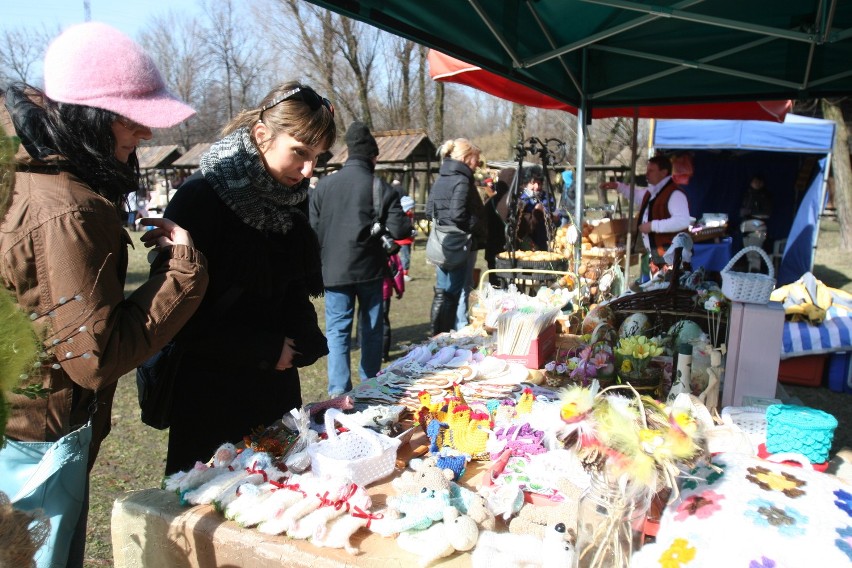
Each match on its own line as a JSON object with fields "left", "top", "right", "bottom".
{"left": 325, "top": 281, "right": 384, "bottom": 396}
{"left": 435, "top": 248, "right": 476, "bottom": 330}
{"left": 399, "top": 243, "right": 411, "bottom": 272}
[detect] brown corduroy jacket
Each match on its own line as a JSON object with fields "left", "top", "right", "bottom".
{"left": 1, "top": 101, "right": 208, "bottom": 468}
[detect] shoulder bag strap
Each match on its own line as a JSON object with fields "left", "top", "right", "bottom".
{"left": 371, "top": 176, "right": 383, "bottom": 225}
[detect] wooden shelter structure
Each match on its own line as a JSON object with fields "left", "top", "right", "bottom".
{"left": 325, "top": 129, "right": 438, "bottom": 206}
{"left": 136, "top": 145, "right": 183, "bottom": 192}
{"left": 171, "top": 142, "right": 213, "bottom": 171}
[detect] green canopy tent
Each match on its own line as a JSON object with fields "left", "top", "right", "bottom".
{"left": 302, "top": 0, "right": 850, "bottom": 265}
{"left": 301, "top": 1, "right": 852, "bottom": 107}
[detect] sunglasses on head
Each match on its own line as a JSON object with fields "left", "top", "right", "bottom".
{"left": 258, "top": 86, "right": 334, "bottom": 122}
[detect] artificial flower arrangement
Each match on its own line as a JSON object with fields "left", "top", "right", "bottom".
{"left": 544, "top": 340, "right": 615, "bottom": 388}
{"left": 556, "top": 383, "right": 707, "bottom": 568}
{"left": 614, "top": 334, "right": 669, "bottom": 399}
{"left": 614, "top": 335, "right": 664, "bottom": 377}
{"left": 696, "top": 284, "right": 729, "bottom": 348}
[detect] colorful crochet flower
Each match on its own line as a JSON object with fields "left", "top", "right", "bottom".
{"left": 658, "top": 538, "right": 696, "bottom": 567}
{"left": 681, "top": 463, "right": 726, "bottom": 491}
{"left": 746, "top": 465, "right": 806, "bottom": 498}
{"left": 834, "top": 488, "right": 852, "bottom": 517}
{"left": 836, "top": 525, "right": 852, "bottom": 560}
{"left": 674, "top": 490, "right": 724, "bottom": 521}
{"left": 745, "top": 498, "right": 806, "bottom": 537}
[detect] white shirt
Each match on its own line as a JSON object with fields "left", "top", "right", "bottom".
{"left": 616, "top": 176, "right": 694, "bottom": 252}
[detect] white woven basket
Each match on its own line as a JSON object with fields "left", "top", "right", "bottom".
{"left": 721, "top": 405, "right": 768, "bottom": 451}
{"left": 307, "top": 408, "right": 400, "bottom": 487}
{"left": 720, "top": 246, "right": 775, "bottom": 304}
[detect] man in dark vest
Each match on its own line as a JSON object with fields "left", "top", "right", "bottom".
{"left": 601, "top": 155, "right": 694, "bottom": 270}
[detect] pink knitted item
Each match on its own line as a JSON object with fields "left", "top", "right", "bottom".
{"left": 43, "top": 22, "right": 195, "bottom": 128}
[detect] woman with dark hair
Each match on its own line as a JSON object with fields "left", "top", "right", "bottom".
{"left": 0, "top": 22, "right": 207, "bottom": 567}
{"left": 162, "top": 82, "right": 336, "bottom": 474}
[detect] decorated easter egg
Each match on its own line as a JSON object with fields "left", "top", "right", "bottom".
{"left": 618, "top": 313, "right": 651, "bottom": 338}
{"left": 668, "top": 319, "right": 704, "bottom": 346}
{"left": 582, "top": 304, "right": 616, "bottom": 335}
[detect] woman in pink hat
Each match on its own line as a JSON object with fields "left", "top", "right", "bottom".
{"left": 0, "top": 22, "right": 207, "bottom": 567}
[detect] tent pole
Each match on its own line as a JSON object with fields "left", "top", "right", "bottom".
{"left": 624, "top": 108, "right": 639, "bottom": 285}
{"left": 812, "top": 152, "right": 832, "bottom": 272}
{"left": 574, "top": 50, "right": 589, "bottom": 274}
{"left": 574, "top": 105, "right": 587, "bottom": 273}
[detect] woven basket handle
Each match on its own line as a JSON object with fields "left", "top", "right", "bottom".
{"left": 665, "top": 246, "right": 684, "bottom": 294}
{"left": 721, "top": 245, "right": 775, "bottom": 279}
{"left": 323, "top": 408, "right": 384, "bottom": 454}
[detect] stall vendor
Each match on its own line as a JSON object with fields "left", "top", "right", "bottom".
{"left": 601, "top": 155, "right": 694, "bottom": 269}
{"left": 519, "top": 165, "right": 559, "bottom": 251}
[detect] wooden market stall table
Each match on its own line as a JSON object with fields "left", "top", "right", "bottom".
{"left": 111, "top": 431, "right": 487, "bottom": 568}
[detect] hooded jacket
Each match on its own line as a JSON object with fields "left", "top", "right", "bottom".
{"left": 310, "top": 156, "right": 407, "bottom": 287}
{"left": 0, "top": 93, "right": 208, "bottom": 468}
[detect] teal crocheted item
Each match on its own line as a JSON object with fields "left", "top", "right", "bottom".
{"left": 765, "top": 404, "right": 838, "bottom": 464}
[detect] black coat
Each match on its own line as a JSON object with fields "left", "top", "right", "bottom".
{"left": 310, "top": 157, "right": 407, "bottom": 287}
{"left": 162, "top": 174, "right": 328, "bottom": 474}
{"left": 426, "top": 158, "right": 487, "bottom": 247}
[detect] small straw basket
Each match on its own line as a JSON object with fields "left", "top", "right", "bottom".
{"left": 720, "top": 246, "right": 775, "bottom": 304}
{"left": 308, "top": 408, "right": 400, "bottom": 487}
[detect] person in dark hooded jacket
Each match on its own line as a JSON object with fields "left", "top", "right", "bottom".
{"left": 310, "top": 122, "right": 406, "bottom": 396}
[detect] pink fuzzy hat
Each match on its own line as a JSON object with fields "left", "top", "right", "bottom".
{"left": 43, "top": 22, "right": 195, "bottom": 128}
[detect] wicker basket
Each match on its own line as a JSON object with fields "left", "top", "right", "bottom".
{"left": 495, "top": 255, "right": 570, "bottom": 281}
{"left": 721, "top": 406, "right": 768, "bottom": 450}
{"left": 720, "top": 246, "right": 775, "bottom": 304}
{"left": 308, "top": 409, "right": 401, "bottom": 487}
{"left": 605, "top": 248, "right": 725, "bottom": 336}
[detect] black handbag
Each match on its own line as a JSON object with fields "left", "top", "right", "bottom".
{"left": 135, "top": 286, "right": 242, "bottom": 429}
{"left": 135, "top": 340, "right": 184, "bottom": 430}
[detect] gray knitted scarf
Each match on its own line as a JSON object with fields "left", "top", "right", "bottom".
{"left": 200, "top": 127, "right": 309, "bottom": 234}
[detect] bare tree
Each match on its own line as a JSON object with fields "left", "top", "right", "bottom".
{"left": 417, "top": 45, "right": 430, "bottom": 130}
{"left": 200, "top": 0, "right": 267, "bottom": 121}
{"left": 139, "top": 13, "right": 216, "bottom": 147}
{"left": 385, "top": 36, "right": 415, "bottom": 127}
{"left": 508, "top": 103, "right": 527, "bottom": 158}
{"left": 0, "top": 27, "right": 55, "bottom": 87}
{"left": 586, "top": 117, "right": 643, "bottom": 204}
{"left": 822, "top": 99, "right": 852, "bottom": 251}
{"left": 268, "top": 0, "right": 384, "bottom": 127}
{"left": 434, "top": 82, "right": 445, "bottom": 145}
{"left": 333, "top": 17, "right": 379, "bottom": 126}
{"left": 267, "top": 1, "right": 339, "bottom": 120}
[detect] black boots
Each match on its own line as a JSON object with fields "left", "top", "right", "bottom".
{"left": 430, "top": 287, "right": 459, "bottom": 336}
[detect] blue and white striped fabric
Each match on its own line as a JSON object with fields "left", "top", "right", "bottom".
{"left": 782, "top": 316, "right": 852, "bottom": 359}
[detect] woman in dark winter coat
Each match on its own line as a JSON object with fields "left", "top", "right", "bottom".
{"left": 426, "top": 138, "right": 485, "bottom": 334}
{"left": 162, "top": 82, "right": 336, "bottom": 474}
